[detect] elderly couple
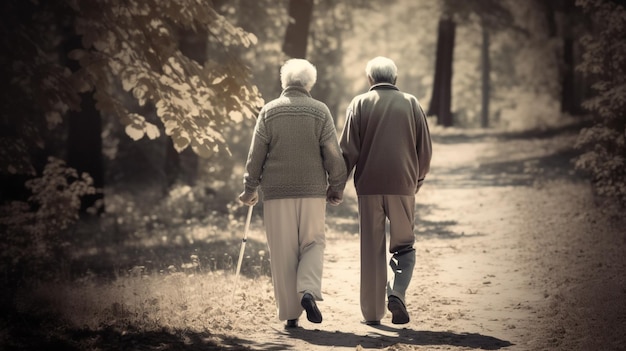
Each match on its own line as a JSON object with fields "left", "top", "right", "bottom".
{"left": 238, "top": 57, "right": 432, "bottom": 329}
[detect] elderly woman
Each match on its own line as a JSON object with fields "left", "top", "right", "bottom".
{"left": 239, "top": 58, "right": 346, "bottom": 329}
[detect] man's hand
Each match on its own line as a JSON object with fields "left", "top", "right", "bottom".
{"left": 416, "top": 179, "right": 424, "bottom": 194}
{"left": 238, "top": 190, "right": 258, "bottom": 206}
{"left": 326, "top": 187, "right": 343, "bottom": 206}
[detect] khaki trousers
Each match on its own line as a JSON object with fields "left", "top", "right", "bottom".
{"left": 358, "top": 195, "right": 416, "bottom": 322}
{"left": 263, "top": 198, "right": 326, "bottom": 321}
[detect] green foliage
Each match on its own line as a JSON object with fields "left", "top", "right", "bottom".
{"left": 0, "top": 158, "right": 95, "bottom": 284}
{"left": 574, "top": 0, "right": 626, "bottom": 205}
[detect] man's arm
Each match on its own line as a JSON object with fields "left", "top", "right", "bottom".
{"left": 415, "top": 103, "right": 432, "bottom": 183}
{"left": 339, "top": 102, "right": 361, "bottom": 175}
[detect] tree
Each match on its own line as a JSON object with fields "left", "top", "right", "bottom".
{"left": 470, "top": 1, "right": 514, "bottom": 129}
{"left": 0, "top": 0, "right": 264, "bottom": 295}
{"left": 63, "top": 33, "right": 105, "bottom": 213}
{"left": 309, "top": 0, "right": 366, "bottom": 119}
{"left": 575, "top": 0, "right": 626, "bottom": 206}
{"left": 429, "top": 0, "right": 514, "bottom": 128}
{"left": 163, "top": 28, "right": 209, "bottom": 188}
{"left": 283, "top": 0, "right": 314, "bottom": 58}
{"left": 1, "top": 0, "right": 265, "bottom": 197}
{"left": 1, "top": 0, "right": 264, "bottom": 189}
{"left": 542, "top": 0, "right": 589, "bottom": 116}
{"left": 428, "top": 12, "right": 456, "bottom": 127}
{"left": 68, "top": 0, "right": 263, "bottom": 157}
{"left": 480, "top": 22, "right": 491, "bottom": 128}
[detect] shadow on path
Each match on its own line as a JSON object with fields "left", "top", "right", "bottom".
{"left": 429, "top": 148, "right": 583, "bottom": 189}
{"left": 431, "top": 119, "right": 589, "bottom": 145}
{"left": 1, "top": 312, "right": 279, "bottom": 351}
{"left": 284, "top": 325, "right": 513, "bottom": 350}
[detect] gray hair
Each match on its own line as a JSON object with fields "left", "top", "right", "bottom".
{"left": 365, "top": 56, "right": 398, "bottom": 84}
{"left": 280, "top": 59, "right": 317, "bottom": 91}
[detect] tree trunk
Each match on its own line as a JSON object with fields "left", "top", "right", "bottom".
{"left": 481, "top": 25, "right": 490, "bottom": 128}
{"left": 65, "top": 35, "right": 104, "bottom": 214}
{"left": 67, "top": 94, "right": 104, "bottom": 214}
{"left": 428, "top": 16, "right": 456, "bottom": 127}
{"left": 561, "top": 35, "right": 577, "bottom": 114}
{"left": 282, "top": 0, "right": 314, "bottom": 58}
{"left": 558, "top": 0, "right": 586, "bottom": 115}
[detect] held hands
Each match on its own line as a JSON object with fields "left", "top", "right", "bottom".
{"left": 326, "top": 187, "right": 343, "bottom": 206}
{"left": 238, "top": 190, "right": 258, "bottom": 206}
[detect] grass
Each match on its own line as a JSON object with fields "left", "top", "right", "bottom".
{"left": 6, "top": 267, "right": 276, "bottom": 350}
{"left": 2, "top": 208, "right": 278, "bottom": 350}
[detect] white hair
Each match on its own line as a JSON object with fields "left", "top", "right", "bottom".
{"left": 280, "top": 59, "right": 317, "bottom": 91}
{"left": 365, "top": 56, "right": 398, "bottom": 84}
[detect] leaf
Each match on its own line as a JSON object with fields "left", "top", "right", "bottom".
{"left": 121, "top": 71, "right": 138, "bottom": 92}
{"left": 145, "top": 122, "right": 160, "bottom": 140}
{"left": 172, "top": 132, "right": 191, "bottom": 152}
{"left": 228, "top": 110, "right": 243, "bottom": 123}
{"left": 191, "top": 140, "right": 215, "bottom": 158}
{"left": 125, "top": 124, "right": 145, "bottom": 141}
{"left": 45, "top": 111, "right": 63, "bottom": 128}
{"left": 247, "top": 33, "right": 258, "bottom": 45}
{"left": 164, "top": 120, "right": 178, "bottom": 135}
{"left": 212, "top": 75, "right": 227, "bottom": 85}
{"left": 68, "top": 49, "right": 86, "bottom": 61}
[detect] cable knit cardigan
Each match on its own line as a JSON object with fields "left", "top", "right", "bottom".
{"left": 243, "top": 85, "right": 347, "bottom": 201}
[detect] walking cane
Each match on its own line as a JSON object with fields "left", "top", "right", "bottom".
{"left": 232, "top": 204, "right": 254, "bottom": 299}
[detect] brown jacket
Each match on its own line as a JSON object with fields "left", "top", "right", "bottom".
{"left": 340, "top": 83, "right": 432, "bottom": 195}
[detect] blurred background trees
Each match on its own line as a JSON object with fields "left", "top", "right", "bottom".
{"left": 1, "top": 0, "right": 624, "bottom": 299}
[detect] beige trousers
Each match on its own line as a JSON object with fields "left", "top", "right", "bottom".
{"left": 263, "top": 197, "right": 326, "bottom": 321}
{"left": 358, "top": 195, "right": 416, "bottom": 322}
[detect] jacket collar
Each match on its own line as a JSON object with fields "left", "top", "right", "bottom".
{"left": 281, "top": 85, "right": 312, "bottom": 97}
{"left": 369, "top": 83, "right": 399, "bottom": 91}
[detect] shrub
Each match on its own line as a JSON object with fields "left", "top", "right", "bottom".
{"left": 0, "top": 157, "right": 96, "bottom": 291}
{"left": 574, "top": 0, "right": 626, "bottom": 206}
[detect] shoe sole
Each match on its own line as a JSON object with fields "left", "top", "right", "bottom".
{"left": 301, "top": 295, "right": 322, "bottom": 323}
{"left": 388, "top": 298, "right": 409, "bottom": 324}
{"left": 362, "top": 320, "right": 380, "bottom": 326}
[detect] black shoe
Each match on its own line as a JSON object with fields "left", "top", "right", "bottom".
{"left": 388, "top": 295, "right": 409, "bottom": 324}
{"left": 301, "top": 293, "right": 322, "bottom": 323}
{"left": 362, "top": 320, "right": 380, "bottom": 326}
{"left": 285, "top": 319, "right": 298, "bottom": 329}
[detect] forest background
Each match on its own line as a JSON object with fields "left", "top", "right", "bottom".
{"left": 0, "top": 0, "right": 624, "bottom": 349}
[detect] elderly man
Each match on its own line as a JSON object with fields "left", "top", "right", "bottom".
{"left": 340, "top": 56, "right": 432, "bottom": 325}
{"left": 239, "top": 58, "right": 346, "bottom": 329}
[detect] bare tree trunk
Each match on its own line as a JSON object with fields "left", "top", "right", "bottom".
{"left": 428, "top": 16, "right": 456, "bottom": 127}
{"left": 547, "top": 0, "right": 586, "bottom": 115}
{"left": 481, "top": 25, "right": 490, "bottom": 128}
{"left": 65, "top": 35, "right": 104, "bottom": 214}
{"left": 283, "top": 0, "right": 314, "bottom": 58}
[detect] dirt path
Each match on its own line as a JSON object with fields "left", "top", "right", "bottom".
{"left": 238, "top": 129, "right": 626, "bottom": 350}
